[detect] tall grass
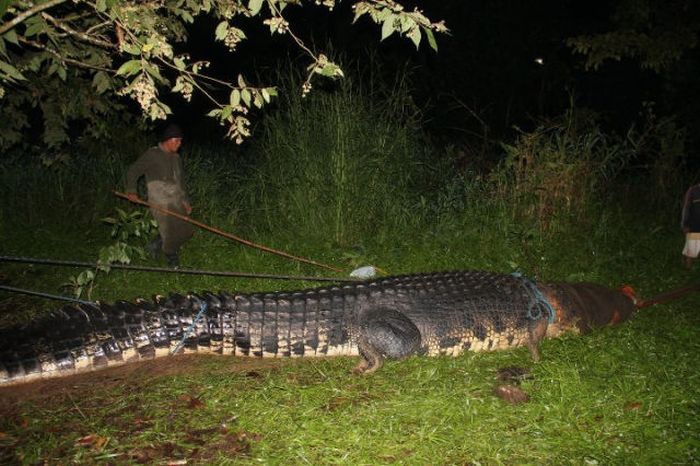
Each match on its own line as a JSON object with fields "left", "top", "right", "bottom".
{"left": 0, "top": 67, "right": 692, "bottom": 286}
{"left": 239, "top": 70, "right": 435, "bottom": 248}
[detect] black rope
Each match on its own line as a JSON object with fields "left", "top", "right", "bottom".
{"left": 0, "top": 255, "right": 356, "bottom": 283}
{"left": 0, "top": 285, "right": 97, "bottom": 306}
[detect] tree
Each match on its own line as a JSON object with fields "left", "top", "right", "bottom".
{"left": 567, "top": 0, "right": 699, "bottom": 72}
{"left": 0, "top": 0, "right": 446, "bottom": 149}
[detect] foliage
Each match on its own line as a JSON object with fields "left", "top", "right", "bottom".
{"left": 625, "top": 102, "right": 687, "bottom": 205}
{"left": 61, "top": 208, "right": 156, "bottom": 299}
{"left": 567, "top": 0, "right": 700, "bottom": 71}
{"left": 59, "top": 268, "right": 95, "bottom": 299}
{"left": 0, "top": 0, "right": 446, "bottom": 149}
{"left": 241, "top": 66, "right": 434, "bottom": 246}
{"left": 489, "top": 109, "right": 635, "bottom": 234}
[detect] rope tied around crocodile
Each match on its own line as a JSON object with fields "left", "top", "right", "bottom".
{"left": 170, "top": 297, "right": 208, "bottom": 356}
{"left": 0, "top": 284, "right": 98, "bottom": 308}
{"left": 511, "top": 272, "right": 556, "bottom": 323}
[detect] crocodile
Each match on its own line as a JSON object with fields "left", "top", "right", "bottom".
{"left": 0, "top": 270, "right": 637, "bottom": 385}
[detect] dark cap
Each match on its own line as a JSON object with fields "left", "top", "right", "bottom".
{"left": 160, "top": 124, "right": 183, "bottom": 141}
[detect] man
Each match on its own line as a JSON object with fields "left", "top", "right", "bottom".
{"left": 125, "top": 124, "right": 194, "bottom": 268}
{"left": 681, "top": 182, "right": 700, "bottom": 268}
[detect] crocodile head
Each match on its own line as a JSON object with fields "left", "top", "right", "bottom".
{"left": 542, "top": 282, "right": 637, "bottom": 337}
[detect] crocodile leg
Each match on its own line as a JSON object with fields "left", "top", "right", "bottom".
{"left": 526, "top": 318, "right": 548, "bottom": 362}
{"left": 353, "top": 309, "right": 421, "bottom": 374}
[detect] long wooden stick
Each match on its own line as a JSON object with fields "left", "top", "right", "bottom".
{"left": 114, "top": 191, "right": 345, "bottom": 273}
{"left": 636, "top": 282, "right": 700, "bottom": 309}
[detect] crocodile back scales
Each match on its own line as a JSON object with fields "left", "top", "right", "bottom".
{"left": 0, "top": 271, "right": 559, "bottom": 384}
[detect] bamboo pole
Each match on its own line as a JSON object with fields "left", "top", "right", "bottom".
{"left": 114, "top": 191, "right": 345, "bottom": 273}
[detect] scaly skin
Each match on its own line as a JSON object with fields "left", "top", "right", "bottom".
{"left": 0, "top": 271, "right": 636, "bottom": 385}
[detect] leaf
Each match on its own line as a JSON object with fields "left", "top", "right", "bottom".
{"left": 381, "top": 16, "right": 395, "bottom": 41}
{"left": 253, "top": 92, "right": 263, "bottom": 108}
{"left": 95, "top": 0, "right": 107, "bottom": 12}
{"left": 75, "top": 434, "right": 109, "bottom": 451}
{"left": 177, "top": 394, "right": 205, "bottom": 409}
{"left": 408, "top": 26, "right": 421, "bottom": 49}
{"left": 57, "top": 64, "right": 67, "bottom": 81}
{"left": 2, "top": 29, "right": 19, "bottom": 46}
{"left": 174, "top": 57, "right": 186, "bottom": 70}
{"left": 424, "top": 27, "right": 438, "bottom": 51}
{"left": 215, "top": 21, "right": 229, "bottom": 41}
{"left": 144, "top": 63, "right": 166, "bottom": 83}
{"left": 249, "top": 0, "right": 264, "bottom": 16}
{"left": 122, "top": 43, "right": 141, "bottom": 55}
{"left": 180, "top": 10, "right": 194, "bottom": 23}
{"left": 0, "top": 60, "right": 25, "bottom": 81}
{"left": 24, "top": 18, "right": 46, "bottom": 38}
{"left": 116, "top": 59, "right": 142, "bottom": 76}
{"left": 230, "top": 89, "right": 240, "bottom": 107}
{"left": 92, "top": 71, "right": 112, "bottom": 94}
{"left": 221, "top": 105, "right": 233, "bottom": 120}
{"left": 241, "top": 89, "right": 251, "bottom": 107}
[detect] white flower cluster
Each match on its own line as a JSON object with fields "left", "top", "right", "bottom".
{"left": 301, "top": 80, "right": 312, "bottom": 97}
{"left": 263, "top": 16, "right": 289, "bottom": 34}
{"left": 173, "top": 76, "right": 194, "bottom": 101}
{"left": 315, "top": 0, "right": 335, "bottom": 9}
{"left": 224, "top": 27, "right": 246, "bottom": 50}
{"left": 227, "top": 115, "right": 251, "bottom": 145}
{"left": 119, "top": 74, "right": 159, "bottom": 115}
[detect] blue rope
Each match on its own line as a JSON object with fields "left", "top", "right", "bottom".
{"left": 170, "top": 297, "right": 208, "bottom": 356}
{"left": 511, "top": 272, "right": 556, "bottom": 323}
{"left": 0, "top": 284, "right": 97, "bottom": 307}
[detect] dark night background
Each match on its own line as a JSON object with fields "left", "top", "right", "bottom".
{"left": 164, "top": 1, "right": 700, "bottom": 169}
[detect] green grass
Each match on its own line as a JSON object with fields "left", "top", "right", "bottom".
{"left": 1, "top": 298, "right": 697, "bottom": 464}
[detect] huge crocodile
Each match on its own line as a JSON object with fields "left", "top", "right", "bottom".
{"left": 0, "top": 270, "right": 637, "bottom": 385}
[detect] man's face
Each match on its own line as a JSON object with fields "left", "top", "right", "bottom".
{"left": 163, "top": 137, "right": 182, "bottom": 153}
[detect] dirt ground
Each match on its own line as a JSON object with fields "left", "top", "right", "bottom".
{"left": 0, "top": 354, "right": 286, "bottom": 411}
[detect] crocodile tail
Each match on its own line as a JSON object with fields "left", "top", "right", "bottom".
{"left": 0, "top": 294, "right": 216, "bottom": 385}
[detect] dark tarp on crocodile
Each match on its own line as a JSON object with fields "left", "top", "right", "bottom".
{"left": 0, "top": 270, "right": 636, "bottom": 384}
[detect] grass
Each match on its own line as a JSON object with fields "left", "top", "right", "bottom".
{"left": 1, "top": 298, "right": 697, "bottom": 464}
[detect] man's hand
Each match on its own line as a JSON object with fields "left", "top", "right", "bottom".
{"left": 183, "top": 201, "right": 192, "bottom": 215}
{"left": 126, "top": 192, "right": 140, "bottom": 202}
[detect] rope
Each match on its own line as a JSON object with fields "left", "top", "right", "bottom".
{"left": 511, "top": 272, "right": 556, "bottom": 323}
{"left": 0, "top": 255, "right": 356, "bottom": 283}
{"left": 170, "top": 297, "right": 208, "bottom": 356}
{"left": 0, "top": 284, "right": 97, "bottom": 307}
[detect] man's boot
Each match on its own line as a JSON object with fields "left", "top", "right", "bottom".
{"left": 147, "top": 237, "right": 163, "bottom": 260}
{"left": 166, "top": 252, "right": 179, "bottom": 268}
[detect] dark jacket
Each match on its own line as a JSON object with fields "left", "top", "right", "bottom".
{"left": 125, "top": 145, "right": 193, "bottom": 255}
{"left": 681, "top": 184, "right": 700, "bottom": 233}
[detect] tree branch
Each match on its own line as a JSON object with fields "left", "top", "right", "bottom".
{"left": 0, "top": 0, "right": 69, "bottom": 36}
{"left": 18, "top": 36, "right": 116, "bottom": 74}
{"left": 41, "top": 12, "right": 116, "bottom": 49}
